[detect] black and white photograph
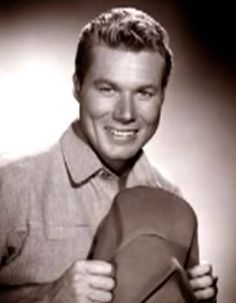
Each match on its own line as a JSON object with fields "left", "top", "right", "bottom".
{"left": 0, "top": 1, "right": 235, "bottom": 302}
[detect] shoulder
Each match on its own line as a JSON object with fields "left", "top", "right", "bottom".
{"left": 149, "top": 160, "right": 183, "bottom": 197}
{"left": 0, "top": 144, "right": 60, "bottom": 222}
{"left": 0, "top": 144, "right": 57, "bottom": 181}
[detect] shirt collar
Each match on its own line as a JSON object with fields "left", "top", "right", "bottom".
{"left": 60, "top": 121, "right": 103, "bottom": 185}
{"left": 60, "top": 120, "right": 157, "bottom": 187}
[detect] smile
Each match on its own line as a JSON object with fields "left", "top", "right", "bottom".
{"left": 106, "top": 127, "right": 138, "bottom": 139}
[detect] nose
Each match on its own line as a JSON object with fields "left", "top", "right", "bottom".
{"left": 113, "top": 93, "right": 135, "bottom": 123}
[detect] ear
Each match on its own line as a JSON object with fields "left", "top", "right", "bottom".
{"left": 73, "top": 73, "right": 80, "bottom": 102}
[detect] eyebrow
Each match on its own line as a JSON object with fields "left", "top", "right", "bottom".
{"left": 136, "top": 85, "right": 159, "bottom": 91}
{"left": 94, "top": 79, "right": 118, "bottom": 88}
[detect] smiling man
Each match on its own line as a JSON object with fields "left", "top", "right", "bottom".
{"left": 0, "top": 7, "right": 217, "bottom": 302}
{"left": 77, "top": 45, "right": 164, "bottom": 173}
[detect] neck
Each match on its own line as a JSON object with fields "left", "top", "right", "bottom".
{"left": 101, "top": 156, "right": 138, "bottom": 177}
{"left": 75, "top": 120, "right": 142, "bottom": 177}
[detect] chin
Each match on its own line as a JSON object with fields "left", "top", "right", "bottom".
{"left": 104, "top": 139, "right": 143, "bottom": 157}
{"left": 103, "top": 148, "right": 139, "bottom": 162}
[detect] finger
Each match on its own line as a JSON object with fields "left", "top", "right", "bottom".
{"left": 88, "top": 288, "right": 113, "bottom": 302}
{"left": 187, "top": 263, "right": 212, "bottom": 278}
{"left": 201, "top": 260, "right": 213, "bottom": 274}
{"left": 194, "top": 287, "right": 217, "bottom": 301}
{"left": 86, "top": 261, "right": 114, "bottom": 276}
{"left": 74, "top": 260, "right": 114, "bottom": 276}
{"left": 190, "top": 275, "right": 214, "bottom": 290}
{"left": 89, "top": 275, "right": 115, "bottom": 291}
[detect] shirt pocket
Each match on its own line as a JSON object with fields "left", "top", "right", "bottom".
{"left": 46, "top": 224, "right": 92, "bottom": 241}
{"left": 45, "top": 224, "right": 93, "bottom": 263}
{"left": 28, "top": 221, "right": 93, "bottom": 260}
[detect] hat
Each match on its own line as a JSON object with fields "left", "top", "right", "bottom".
{"left": 89, "top": 186, "right": 198, "bottom": 302}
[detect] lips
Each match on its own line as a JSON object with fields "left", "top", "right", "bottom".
{"left": 105, "top": 127, "right": 138, "bottom": 140}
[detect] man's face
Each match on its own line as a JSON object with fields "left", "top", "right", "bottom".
{"left": 77, "top": 45, "right": 165, "bottom": 172}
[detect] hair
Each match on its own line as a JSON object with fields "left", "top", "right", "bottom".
{"left": 74, "top": 7, "right": 173, "bottom": 89}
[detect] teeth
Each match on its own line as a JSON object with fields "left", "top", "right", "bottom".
{"left": 109, "top": 128, "right": 136, "bottom": 138}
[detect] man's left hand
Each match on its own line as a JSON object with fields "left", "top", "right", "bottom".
{"left": 187, "top": 262, "right": 218, "bottom": 301}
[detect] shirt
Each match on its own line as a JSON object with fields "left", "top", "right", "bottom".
{"left": 0, "top": 121, "right": 180, "bottom": 286}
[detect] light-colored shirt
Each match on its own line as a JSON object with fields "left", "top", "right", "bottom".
{"left": 0, "top": 121, "right": 180, "bottom": 286}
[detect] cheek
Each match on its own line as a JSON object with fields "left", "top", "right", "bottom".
{"left": 82, "top": 93, "right": 114, "bottom": 119}
{"left": 138, "top": 103, "right": 161, "bottom": 126}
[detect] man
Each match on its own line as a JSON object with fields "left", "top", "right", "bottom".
{"left": 0, "top": 7, "right": 217, "bottom": 302}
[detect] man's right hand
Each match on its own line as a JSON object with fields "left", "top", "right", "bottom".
{"left": 50, "top": 260, "right": 115, "bottom": 303}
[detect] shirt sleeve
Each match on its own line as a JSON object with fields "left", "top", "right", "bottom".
{"left": 0, "top": 159, "right": 77, "bottom": 302}
{"left": 0, "top": 162, "right": 30, "bottom": 270}
{"left": 0, "top": 162, "right": 51, "bottom": 302}
{"left": 150, "top": 161, "right": 182, "bottom": 196}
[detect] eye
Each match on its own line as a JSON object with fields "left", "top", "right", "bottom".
{"left": 136, "top": 89, "right": 155, "bottom": 100}
{"left": 96, "top": 84, "right": 116, "bottom": 96}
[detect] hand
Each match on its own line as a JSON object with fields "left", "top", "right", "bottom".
{"left": 187, "top": 262, "right": 218, "bottom": 301}
{"left": 50, "top": 260, "right": 115, "bottom": 303}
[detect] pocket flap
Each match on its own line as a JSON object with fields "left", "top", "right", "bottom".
{"left": 47, "top": 224, "right": 91, "bottom": 241}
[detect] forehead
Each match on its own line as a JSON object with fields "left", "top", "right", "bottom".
{"left": 86, "top": 45, "right": 165, "bottom": 86}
